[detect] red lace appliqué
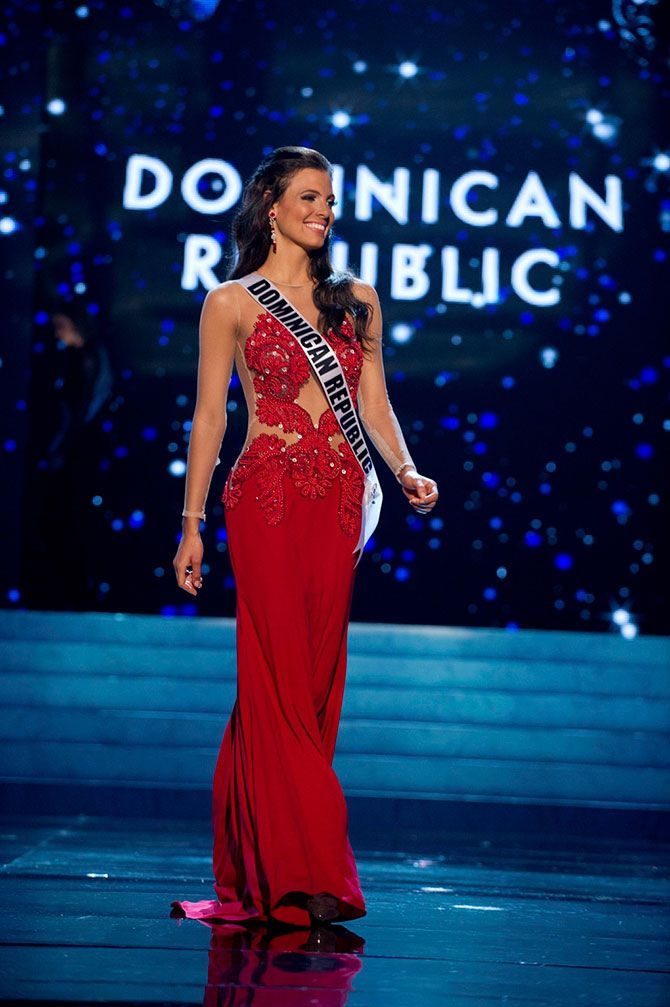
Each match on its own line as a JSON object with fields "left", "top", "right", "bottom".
{"left": 222, "top": 312, "right": 365, "bottom": 537}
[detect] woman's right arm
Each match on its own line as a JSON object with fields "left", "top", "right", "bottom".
{"left": 174, "top": 282, "right": 239, "bottom": 595}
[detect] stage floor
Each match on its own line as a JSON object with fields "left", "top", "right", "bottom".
{"left": 0, "top": 813, "right": 668, "bottom": 1005}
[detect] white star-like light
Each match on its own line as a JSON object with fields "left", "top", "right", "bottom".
{"left": 330, "top": 110, "right": 351, "bottom": 130}
{"left": 398, "top": 60, "right": 419, "bottom": 79}
{"left": 640, "top": 149, "right": 670, "bottom": 191}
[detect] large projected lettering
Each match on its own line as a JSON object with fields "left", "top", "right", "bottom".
{"left": 122, "top": 155, "right": 624, "bottom": 307}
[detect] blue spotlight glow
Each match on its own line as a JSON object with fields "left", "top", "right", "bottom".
{"left": 540, "top": 347, "right": 559, "bottom": 368}
{"left": 593, "top": 121, "right": 617, "bottom": 141}
{"left": 390, "top": 323, "right": 414, "bottom": 344}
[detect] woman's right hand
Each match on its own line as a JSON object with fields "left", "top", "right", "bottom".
{"left": 173, "top": 532, "right": 204, "bottom": 596}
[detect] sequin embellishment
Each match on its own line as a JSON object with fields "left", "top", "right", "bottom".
{"left": 222, "top": 312, "right": 365, "bottom": 536}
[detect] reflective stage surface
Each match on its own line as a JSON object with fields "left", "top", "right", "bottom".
{"left": 0, "top": 813, "right": 668, "bottom": 1005}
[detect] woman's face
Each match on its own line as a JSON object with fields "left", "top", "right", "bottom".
{"left": 266, "top": 168, "right": 336, "bottom": 251}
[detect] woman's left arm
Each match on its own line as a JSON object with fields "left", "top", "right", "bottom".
{"left": 354, "top": 282, "right": 439, "bottom": 515}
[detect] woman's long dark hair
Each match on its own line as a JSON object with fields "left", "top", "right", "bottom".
{"left": 226, "top": 146, "right": 374, "bottom": 352}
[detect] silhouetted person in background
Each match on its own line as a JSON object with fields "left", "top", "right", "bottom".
{"left": 22, "top": 310, "right": 113, "bottom": 609}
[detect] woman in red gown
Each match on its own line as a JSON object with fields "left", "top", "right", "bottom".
{"left": 171, "top": 147, "right": 438, "bottom": 928}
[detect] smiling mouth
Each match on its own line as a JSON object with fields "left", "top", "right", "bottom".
{"left": 304, "top": 222, "right": 327, "bottom": 232}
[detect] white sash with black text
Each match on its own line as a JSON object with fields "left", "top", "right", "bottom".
{"left": 234, "top": 271, "right": 382, "bottom": 563}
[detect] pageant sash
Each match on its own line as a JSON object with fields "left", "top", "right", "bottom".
{"left": 234, "top": 271, "right": 382, "bottom": 563}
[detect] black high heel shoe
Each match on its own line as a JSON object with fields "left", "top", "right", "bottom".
{"left": 306, "top": 891, "right": 339, "bottom": 922}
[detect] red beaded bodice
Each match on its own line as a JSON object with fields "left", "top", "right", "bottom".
{"left": 222, "top": 311, "right": 365, "bottom": 536}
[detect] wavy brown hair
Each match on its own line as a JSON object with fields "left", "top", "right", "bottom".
{"left": 226, "top": 146, "right": 374, "bottom": 352}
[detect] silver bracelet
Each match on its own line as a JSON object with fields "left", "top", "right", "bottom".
{"left": 182, "top": 509, "right": 206, "bottom": 521}
{"left": 395, "top": 461, "right": 416, "bottom": 481}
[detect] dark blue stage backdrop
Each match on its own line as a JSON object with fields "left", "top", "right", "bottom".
{"left": 6, "top": 0, "right": 669, "bottom": 633}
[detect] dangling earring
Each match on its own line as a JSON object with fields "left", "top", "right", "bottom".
{"left": 268, "top": 211, "right": 277, "bottom": 254}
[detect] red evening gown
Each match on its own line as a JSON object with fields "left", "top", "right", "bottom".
{"left": 171, "top": 303, "right": 368, "bottom": 928}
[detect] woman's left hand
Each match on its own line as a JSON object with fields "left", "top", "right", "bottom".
{"left": 399, "top": 469, "right": 439, "bottom": 514}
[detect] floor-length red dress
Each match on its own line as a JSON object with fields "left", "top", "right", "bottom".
{"left": 171, "top": 292, "right": 368, "bottom": 928}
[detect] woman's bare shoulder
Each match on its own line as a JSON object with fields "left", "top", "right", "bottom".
{"left": 202, "top": 280, "right": 246, "bottom": 329}
{"left": 350, "top": 278, "right": 380, "bottom": 304}
{"left": 203, "top": 279, "right": 243, "bottom": 310}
